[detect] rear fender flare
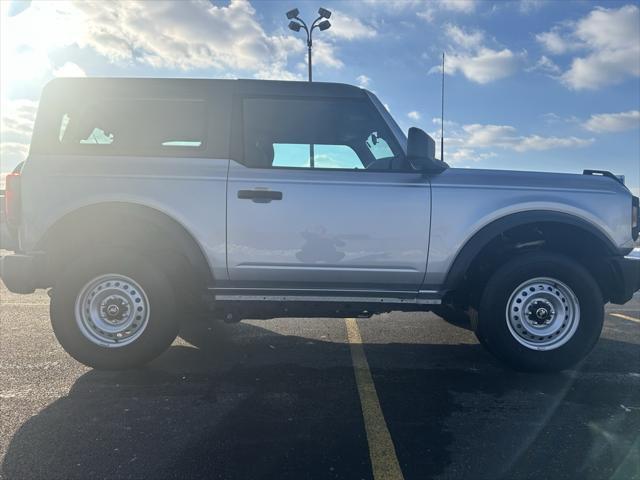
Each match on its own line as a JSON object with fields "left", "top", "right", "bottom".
{"left": 37, "top": 202, "right": 215, "bottom": 288}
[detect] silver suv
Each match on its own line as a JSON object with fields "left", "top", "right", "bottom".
{"left": 2, "top": 78, "right": 639, "bottom": 371}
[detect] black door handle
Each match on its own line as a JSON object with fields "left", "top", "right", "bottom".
{"left": 237, "top": 189, "right": 283, "bottom": 203}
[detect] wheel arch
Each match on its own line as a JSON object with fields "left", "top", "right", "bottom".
{"left": 37, "top": 201, "right": 215, "bottom": 289}
{"left": 442, "top": 210, "right": 621, "bottom": 292}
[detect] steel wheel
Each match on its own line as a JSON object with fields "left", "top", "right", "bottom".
{"left": 505, "top": 277, "right": 580, "bottom": 351}
{"left": 74, "top": 274, "right": 150, "bottom": 348}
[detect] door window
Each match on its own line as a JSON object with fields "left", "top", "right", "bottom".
{"left": 272, "top": 143, "right": 363, "bottom": 169}
{"left": 242, "top": 97, "right": 405, "bottom": 170}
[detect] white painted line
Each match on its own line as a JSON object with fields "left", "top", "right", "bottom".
{"left": 345, "top": 318, "right": 404, "bottom": 480}
{"left": 609, "top": 313, "right": 640, "bottom": 325}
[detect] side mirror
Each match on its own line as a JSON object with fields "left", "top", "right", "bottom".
{"left": 406, "top": 127, "right": 447, "bottom": 173}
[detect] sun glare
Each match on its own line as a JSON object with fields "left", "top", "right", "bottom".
{"left": 1, "top": 1, "right": 84, "bottom": 103}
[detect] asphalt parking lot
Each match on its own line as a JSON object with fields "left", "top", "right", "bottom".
{"left": 1, "top": 283, "right": 639, "bottom": 480}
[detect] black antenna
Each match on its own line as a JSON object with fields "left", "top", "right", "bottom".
{"left": 440, "top": 51, "right": 445, "bottom": 163}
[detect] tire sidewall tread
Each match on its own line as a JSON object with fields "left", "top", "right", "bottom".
{"left": 476, "top": 251, "right": 604, "bottom": 372}
{"left": 51, "top": 249, "right": 178, "bottom": 370}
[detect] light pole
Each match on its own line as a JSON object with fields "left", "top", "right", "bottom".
{"left": 286, "top": 7, "right": 332, "bottom": 168}
{"left": 286, "top": 7, "right": 332, "bottom": 83}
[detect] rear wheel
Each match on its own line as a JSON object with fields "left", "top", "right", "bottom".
{"left": 51, "top": 249, "right": 179, "bottom": 369}
{"left": 475, "top": 252, "right": 604, "bottom": 372}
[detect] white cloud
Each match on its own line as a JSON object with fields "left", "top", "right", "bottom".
{"left": 540, "top": 113, "right": 580, "bottom": 125}
{"left": 446, "top": 48, "right": 520, "bottom": 84}
{"left": 407, "top": 111, "right": 421, "bottom": 120}
{"left": 417, "top": 0, "right": 478, "bottom": 22}
{"left": 444, "top": 24, "right": 484, "bottom": 49}
{"left": 430, "top": 24, "right": 522, "bottom": 84}
{"left": 1, "top": 1, "right": 88, "bottom": 101}
{"left": 583, "top": 110, "right": 640, "bottom": 133}
{"left": 527, "top": 55, "right": 561, "bottom": 75}
{"left": 535, "top": 30, "right": 580, "bottom": 55}
{"left": 326, "top": 10, "right": 376, "bottom": 40}
{"left": 448, "top": 148, "right": 496, "bottom": 163}
{"left": 541, "top": 113, "right": 562, "bottom": 124}
{"left": 71, "top": 0, "right": 309, "bottom": 73}
{"left": 356, "top": 75, "right": 371, "bottom": 88}
{"left": 429, "top": 118, "right": 594, "bottom": 163}
{"left": 53, "top": 62, "right": 86, "bottom": 78}
{"left": 574, "top": 5, "right": 637, "bottom": 52}
{"left": 536, "top": 5, "right": 640, "bottom": 90}
{"left": 312, "top": 40, "right": 344, "bottom": 70}
{"left": 519, "top": 0, "right": 546, "bottom": 14}
{"left": 562, "top": 50, "right": 640, "bottom": 91}
{"left": 462, "top": 124, "right": 516, "bottom": 147}
{"left": 462, "top": 123, "right": 593, "bottom": 151}
{"left": 254, "top": 64, "right": 302, "bottom": 82}
{"left": 512, "top": 135, "right": 593, "bottom": 152}
{"left": 438, "top": 0, "right": 477, "bottom": 13}
{"left": 1, "top": 99, "right": 38, "bottom": 144}
{"left": 0, "top": 99, "right": 38, "bottom": 171}
{"left": 0, "top": 142, "right": 30, "bottom": 172}
{"left": 2, "top": 0, "right": 351, "bottom": 84}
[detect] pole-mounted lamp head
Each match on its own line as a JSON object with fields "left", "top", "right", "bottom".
{"left": 317, "top": 20, "right": 331, "bottom": 31}
{"left": 318, "top": 7, "right": 331, "bottom": 19}
{"left": 288, "top": 21, "right": 302, "bottom": 32}
{"left": 285, "top": 6, "right": 332, "bottom": 82}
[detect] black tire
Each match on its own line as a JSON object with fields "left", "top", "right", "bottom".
{"left": 432, "top": 305, "right": 473, "bottom": 331}
{"left": 475, "top": 251, "right": 604, "bottom": 372}
{"left": 51, "top": 249, "right": 179, "bottom": 370}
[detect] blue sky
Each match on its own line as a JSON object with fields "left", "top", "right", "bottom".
{"left": 1, "top": 0, "right": 639, "bottom": 193}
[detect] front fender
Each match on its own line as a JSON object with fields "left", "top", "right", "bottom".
{"left": 438, "top": 209, "right": 621, "bottom": 291}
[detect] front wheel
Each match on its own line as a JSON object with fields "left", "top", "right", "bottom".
{"left": 51, "top": 249, "right": 179, "bottom": 369}
{"left": 475, "top": 252, "right": 604, "bottom": 372}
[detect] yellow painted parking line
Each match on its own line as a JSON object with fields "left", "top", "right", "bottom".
{"left": 345, "top": 318, "right": 404, "bottom": 480}
{"left": 609, "top": 313, "right": 640, "bottom": 324}
{"left": 0, "top": 303, "right": 49, "bottom": 306}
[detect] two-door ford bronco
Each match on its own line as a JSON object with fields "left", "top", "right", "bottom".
{"left": 2, "top": 78, "right": 639, "bottom": 371}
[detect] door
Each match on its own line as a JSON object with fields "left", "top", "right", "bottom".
{"left": 226, "top": 96, "right": 431, "bottom": 292}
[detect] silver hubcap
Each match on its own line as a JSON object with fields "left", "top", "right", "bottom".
{"left": 506, "top": 277, "right": 580, "bottom": 351}
{"left": 75, "top": 274, "right": 150, "bottom": 347}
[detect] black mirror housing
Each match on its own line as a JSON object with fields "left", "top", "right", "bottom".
{"left": 406, "top": 127, "right": 448, "bottom": 173}
{"left": 407, "top": 127, "right": 435, "bottom": 161}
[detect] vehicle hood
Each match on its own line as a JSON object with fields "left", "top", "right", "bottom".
{"left": 432, "top": 167, "right": 631, "bottom": 196}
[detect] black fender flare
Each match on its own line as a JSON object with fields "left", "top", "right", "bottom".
{"left": 442, "top": 210, "right": 621, "bottom": 290}
{"left": 37, "top": 202, "right": 214, "bottom": 288}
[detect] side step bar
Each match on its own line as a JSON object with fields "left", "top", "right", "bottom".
{"left": 210, "top": 288, "right": 442, "bottom": 305}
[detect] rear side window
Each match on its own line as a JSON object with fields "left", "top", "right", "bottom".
{"left": 57, "top": 98, "right": 207, "bottom": 156}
